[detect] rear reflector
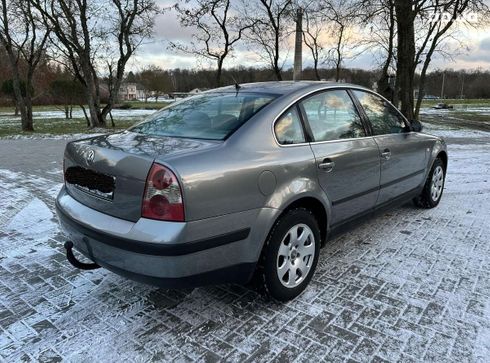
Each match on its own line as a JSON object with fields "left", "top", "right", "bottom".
{"left": 142, "top": 163, "right": 184, "bottom": 222}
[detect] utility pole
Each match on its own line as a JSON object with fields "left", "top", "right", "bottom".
{"left": 293, "top": 8, "right": 303, "bottom": 82}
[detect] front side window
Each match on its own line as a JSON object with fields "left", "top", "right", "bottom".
{"left": 274, "top": 107, "right": 305, "bottom": 145}
{"left": 352, "top": 90, "right": 408, "bottom": 135}
{"left": 131, "top": 92, "right": 277, "bottom": 140}
{"left": 300, "top": 90, "right": 365, "bottom": 142}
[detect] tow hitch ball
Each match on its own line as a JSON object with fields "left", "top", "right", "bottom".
{"left": 64, "top": 241, "right": 100, "bottom": 270}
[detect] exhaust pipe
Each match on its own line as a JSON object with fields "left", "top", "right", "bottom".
{"left": 64, "top": 241, "right": 100, "bottom": 270}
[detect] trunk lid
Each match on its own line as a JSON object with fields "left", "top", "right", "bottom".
{"left": 64, "top": 131, "right": 220, "bottom": 222}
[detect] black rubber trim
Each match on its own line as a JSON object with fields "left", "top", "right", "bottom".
{"left": 329, "top": 185, "right": 422, "bottom": 233}
{"left": 95, "top": 259, "right": 256, "bottom": 288}
{"left": 56, "top": 202, "right": 250, "bottom": 256}
{"left": 379, "top": 168, "right": 425, "bottom": 189}
{"left": 332, "top": 169, "right": 425, "bottom": 206}
{"left": 332, "top": 186, "right": 379, "bottom": 206}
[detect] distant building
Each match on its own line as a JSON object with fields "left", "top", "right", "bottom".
{"left": 119, "top": 83, "right": 138, "bottom": 101}
{"left": 171, "top": 88, "right": 205, "bottom": 99}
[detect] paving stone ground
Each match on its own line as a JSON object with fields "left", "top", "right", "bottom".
{"left": 0, "top": 129, "right": 489, "bottom": 362}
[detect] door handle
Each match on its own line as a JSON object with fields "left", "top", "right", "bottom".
{"left": 318, "top": 158, "right": 335, "bottom": 172}
{"left": 381, "top": 149, "right": 391, "bottom": 160}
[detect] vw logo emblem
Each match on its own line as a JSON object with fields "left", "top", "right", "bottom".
{"left": 86, "top": 149, "right": 95, "bottom": 164}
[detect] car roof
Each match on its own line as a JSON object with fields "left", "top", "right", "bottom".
{"left": 212, "top": 81, "right": 372, "bottom": 96}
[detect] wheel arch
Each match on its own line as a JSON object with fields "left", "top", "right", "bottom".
{"left": 272, "top": 196, "right": 329, "bottom": 247}
{"left": 437, "top": 150, "right": 448, "bottom": 173}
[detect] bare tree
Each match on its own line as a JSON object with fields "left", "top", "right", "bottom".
{"left": 137, "top": 65, "right": 173, "bottom": 101}
{"left": 324, "top": 0, "right": 358, "bottom": 82}
{"left": 244, "top": 0, "right": 294, "bottom": 81}
{"left": 302, "top": 5, "right": 327, "bottom": 80}
{"left": 392, "top": 0, "right": 489, "bottom": 119}
{"left": 413, "top": 0, "right": 490, "bottom": 118}
{"left": 30, "top": 0, "right": 158, "bottom": 128}
{"left": 0, "top": 0, "right": 49, "bottom": 131}
{"left": 171, "top": 0, "right": 252, "bottom": 86}
{"left": 359, "top": 0, "right": 396, "bottom": 101}
{"left": 302, "top": 0, "right": 360, "bottom": 82}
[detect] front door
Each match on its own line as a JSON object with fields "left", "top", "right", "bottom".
{"left": 299, "top": 89, "right": 381, "bottom": 225}
{"left": 352, "top": 90, "right": 427, "bottom": 205}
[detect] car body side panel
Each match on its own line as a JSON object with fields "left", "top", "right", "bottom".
{"left": 373, "top": 132, "right": 430, "bottom": 205}
{"left": 309, "top": 137, "right": 381, "bottom": 225}
{"left": 428, "top": 137, "right": 448, "bottom": 172}
{"left": 163, "top": 94, "right": 323, "bottom": 222}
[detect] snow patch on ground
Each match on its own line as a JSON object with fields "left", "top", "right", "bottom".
{"left": 474, "top": 301, "right": 490, "bottom": 362}
{"left": 6, "top": 198, "right": 56, "bottom": 242}
{"left": 423, "top": 122, "right": 490, "bottom": 138}
{"left": 0, "top": 108, "right": 155, "bottom": 123}
{"left": 0, "top": 132, "right": 105, "bottom": 140}
{"left": 46, "top": 183, "right": 64, "bottom": 198}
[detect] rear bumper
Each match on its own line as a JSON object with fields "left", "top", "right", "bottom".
{"left": 56, "top": 187, "right": 276, "bottom": 287}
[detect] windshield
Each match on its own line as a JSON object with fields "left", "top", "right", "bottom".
{"left": 130, "top": 92, "right": 277, "bottom": 140}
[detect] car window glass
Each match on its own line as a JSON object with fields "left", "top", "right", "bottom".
{"left": 274, "top": 107, "right": 305, "bottom": 145}
{"left": 130, "top": 92, "right": 277, "bottom": 140}
{"left": 353, "top": 90, "right": 407, "bottom": 135}
{"left": 300, "top": 90, "right": 365, "bottom": 142}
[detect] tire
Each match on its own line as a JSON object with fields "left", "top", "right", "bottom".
{"left": 257, "top": 208, "right": 321, "bottom": 302}
{"left": 413, "top": 158, "right": 445, "bottom": 208}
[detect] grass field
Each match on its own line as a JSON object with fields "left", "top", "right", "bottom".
{"left": 0, "top": 118, "right": 138, "bottom": 138}
{"left": 0, "top": 101, "right": 170, "bottom": 114}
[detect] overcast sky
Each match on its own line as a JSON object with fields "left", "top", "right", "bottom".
{"left": 127, "top": 0, "right": 490, "bottom": 73}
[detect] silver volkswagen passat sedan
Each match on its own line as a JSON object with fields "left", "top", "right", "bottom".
{"left": 56, "top": 81, "right": 447, "bottom": 301}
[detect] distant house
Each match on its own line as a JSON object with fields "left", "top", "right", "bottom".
{"left": 171, "top": 88, "right": 206, "bottom": 99}
{"left": 119, "top": 83, "right": 138, "bottom": 101}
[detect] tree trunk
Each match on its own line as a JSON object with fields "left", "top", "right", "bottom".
{"left": 274, "top": 65, "right": 282, "bottom": 81}
{"left": 22, "top": 93, "right": 34, "bottom": 131}
{"left": 14, "top": 103, "right": 19, "bottom": 116}
{"left": 216, "top": 58, "right": 224, "bottom": 87}
{"left": 10, "top": 75, "right": 33, "bottom": 131}
{"left": 109, "top": 111, "right": 115, "bottom": 128}
{"left": 80, "top": 105, "right": 90, "bottom": 127}
{"left": 85, "top": 85, "right": 106, "bottom": 128}
{"left": 69, "top": 105, "right": 73, "bottom": 119}
{"left": 377, "top": 0, "right": 395, "bottom": 102}
{"left": 414, "top": 60, "right": 431, "bottom": 120}
{"left": 314, "top": 58, "right": 320, "bottom": 81}
{"left": 274, "top": 30, "right": 282, "bottom": 81}
{"left": 335, "top": 24, "right": 345, "bottom": 82}
{"left": 394, "top": 0, "right": 415, "bottom": 120}
{"left": 65, "top": 105, "right": 69, "bottom": 119}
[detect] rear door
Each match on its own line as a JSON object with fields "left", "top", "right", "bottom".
{"left": 299, "top": 89, "right": 381, "bottom": 225}
{"left": 352, "top": 90, "right": 427, "bottom": 205}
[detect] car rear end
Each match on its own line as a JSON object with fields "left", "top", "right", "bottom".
{"left": 56, "top": 91, "right": 278, "bottom": 287}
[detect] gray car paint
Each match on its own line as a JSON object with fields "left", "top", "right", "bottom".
{"left": 56, "top": 81, "right": 447, "bottom": 284}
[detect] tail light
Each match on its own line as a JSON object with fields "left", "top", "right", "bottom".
{"left": 142, "top": 163, "right": 185, "bottom": 222}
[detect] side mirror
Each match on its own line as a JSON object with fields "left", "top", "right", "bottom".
{"left": 410, "top": 119, "right": 423, "bottom": 132}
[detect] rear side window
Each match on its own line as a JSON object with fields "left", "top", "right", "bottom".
{"left": 352, "top": 90, "right": 408, "bottom": 135}
{"left": 274, "top": 107, "right": 305, "bottom": 145}
{"left": 130, "top": 92, "right": 276, "bottom": 140}
{"left": 300, "top": 90, "right": 365, "bottom": 142}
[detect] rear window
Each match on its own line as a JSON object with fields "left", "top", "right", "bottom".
{"left": 130, "top": 92, "right": 277, "bottom": 140}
